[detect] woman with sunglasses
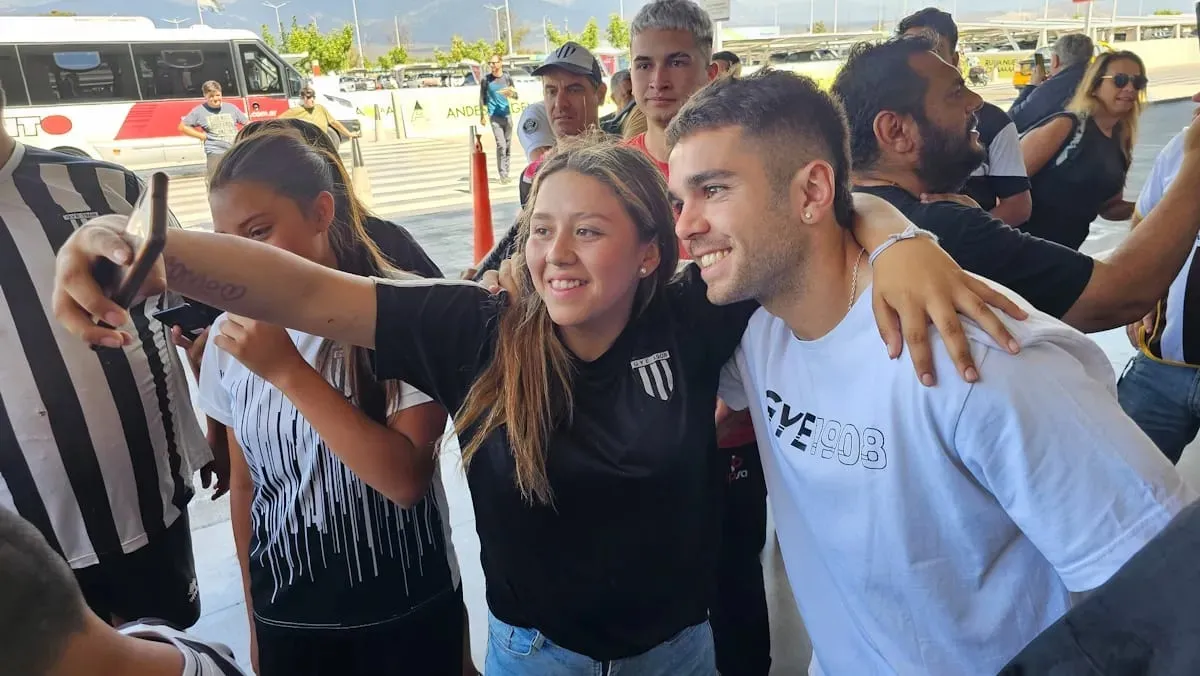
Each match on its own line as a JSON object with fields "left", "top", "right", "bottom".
{"left": 1019, "top": 51, "right": 1147, "bottom": 250}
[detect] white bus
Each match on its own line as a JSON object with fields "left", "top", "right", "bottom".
{"left": 0, "top": 15, "right": 359, "bottom": 169}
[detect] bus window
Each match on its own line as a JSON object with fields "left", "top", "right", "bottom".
{"left": 285, "top": 65, "right": 303, "bottom": 97}
{"left": 18, "top": 44, "right": 138, "bottom": 105}
{"left": 132, "top": 42, "right": 237, "bottom": 100}
{"left": 0, "top": 45, "right": 29, "bottom": 106}
{"left": 238, "top": 43, "right": 282, "bottom": 96}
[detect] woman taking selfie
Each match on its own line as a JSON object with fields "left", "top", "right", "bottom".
{"left": 53, "top": 138, "right": 1015, "bottom": 674}
{"left": 1020, "top": 51, "right": 1146, "bottom": 250}
{"left": 196, "top": 130, "right": 464, "bottom": 676}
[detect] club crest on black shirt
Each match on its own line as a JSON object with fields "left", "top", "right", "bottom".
{"left": 630, "top": 350, "right": 674, "bottom": 401}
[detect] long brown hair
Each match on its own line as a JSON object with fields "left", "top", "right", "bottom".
{"left": 210, "top": 129, "right": 407, "bottom": 422}
{"left": 454, "top": 137, "right": 680, "bottom": 504}
{"left": 1068, "top": 50, "right": 1145, "bottom": 166}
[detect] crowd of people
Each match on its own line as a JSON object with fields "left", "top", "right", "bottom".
{"left": 5, "top": 2, "right": 1200, "bottom": 675}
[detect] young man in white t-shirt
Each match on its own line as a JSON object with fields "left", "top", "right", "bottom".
{"left": 666, "top": 69, "right": 1195, "bottom": 675}
{"left": 0, "top": 507, "right": 246, "bottom": 676}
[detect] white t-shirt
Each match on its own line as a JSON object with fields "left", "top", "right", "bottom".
{"left": 197, "top": 316, "right": 455, "bottom": 628}
{"left": 119, "top": 621, "right": 246, "bottom": 675}
{"left": 1134, "top": 127, "right": 1196, "bottom": 363}
{"left": 719, "top": 288, "right": 1194, "bottom": 676}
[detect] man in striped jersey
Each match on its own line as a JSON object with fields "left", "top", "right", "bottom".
{"left": 0, "top": 508, "right": 246, "bottom": 675}
{"left": 0, "top": 86, "right": 210, "bottom": 628}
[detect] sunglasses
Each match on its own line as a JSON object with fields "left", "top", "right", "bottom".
{"left": 1102, "top": 73, "right": 1148, "bottom": 91}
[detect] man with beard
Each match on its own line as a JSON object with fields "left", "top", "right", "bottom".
{"left": 898, "top": 8, "right": 1032, "bottom": 227}
{"left": 832, "top": 36, "right": 1200, "bottom": 332}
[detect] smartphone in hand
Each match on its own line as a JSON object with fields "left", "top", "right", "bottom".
{"left": 101, "top": 171, "right": 169, "bottom": 310}
{"left": 152, "top": 300, "right": 223, "bottom": 339}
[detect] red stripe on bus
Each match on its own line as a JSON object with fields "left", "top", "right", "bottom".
{"left": 113, "top": 98, "right": 290, "bottom": 140}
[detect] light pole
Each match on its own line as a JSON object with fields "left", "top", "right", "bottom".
{"left": 833, "top": 0, "right": 839, "bottom": 32}
{"left": 164, "top": 17, "right": 190, "bottom": 29}
{"left": 504, "top": 0, "right": 515, "bottom": 56}
{"left": 542, "top": 15, "right": 549, "bottom": 53}
{"left": 350, "top": 0, "right": 365, "bottom": 68}
{"left": 263, "top": 1, "right": 287, "bottom": 39}
{"left": 485, "top": 5, "right": 503, "bottom": 42}
{"left": 809, "top": 0, "right": 815, "bottom": 32}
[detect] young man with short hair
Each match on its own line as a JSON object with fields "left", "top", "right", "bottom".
{"left": 898, "top": 7, "right": 1032, "bottom": 227}
{"left": 831, "top": 36, "right": 1200, "bottom": 334}
{"left": 279, "top": 87, "right": 360, "bottom": 142}
{"left": 0, "top": 508, "right": 245, "bottom": 675}
{"left": 627, "top": 0, "right": 718, "bottom": 177}
{"left": 178, "top": 81, "right": 248, "bottom": 184}
{"left": 668, "top": 67, "right": 1193, "bottom": 676}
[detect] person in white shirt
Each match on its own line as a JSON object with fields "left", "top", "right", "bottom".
{"left": 667, "top": 68, "right": 1195, "bottom": 675}
{"left": 0, "top": 507, "right": 246, "bottom": 676}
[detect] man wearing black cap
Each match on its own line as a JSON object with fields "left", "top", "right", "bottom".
{"left": 519, "top": 42, "right": 609, "bottom": 206}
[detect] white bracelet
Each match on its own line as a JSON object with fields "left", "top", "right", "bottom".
{"left": 868, "top": 224, "right": 939, "bottom": 266}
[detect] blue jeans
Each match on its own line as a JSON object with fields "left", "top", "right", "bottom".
{"left": 485, "top": 612, "right": 717, "bottom": 675}
{"left": 1117, "top": 353, "right": 1200, "bottom": 464}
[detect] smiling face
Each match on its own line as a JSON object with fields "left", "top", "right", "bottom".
{"left": 543, "top": 69, "right": 606, "bottom": 138}
{"left": 209, "top": 181, "right": 335, "bottom": 265}
{"left": 908, "top": 51, "right": 987, "bottom": 193}
{"left": 630, "top": 29, "right": 716, "bottom": 128}
{"left": 669, "top": 126, "right": 813, "bottom": 306}
{"left": 525, "top": 170, "right": 660, "bottom": 341}
{"left": 1094, "top": 57, "right": 1145, "bottom": 116}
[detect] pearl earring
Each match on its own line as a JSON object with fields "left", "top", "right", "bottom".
{"left": 639, "top": 267, "right": 647, "bottom": 276}
{"left": 803, "top": 211, "right": 813, "bottom": 222}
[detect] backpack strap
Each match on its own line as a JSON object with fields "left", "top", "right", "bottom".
{"left": 1020, "top": 111, "right": 1086, "bottom": 168}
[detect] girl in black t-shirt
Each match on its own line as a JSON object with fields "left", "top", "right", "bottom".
{"left": 195, "top": 130, "right": 465, "bottom": 676}
{"left": 55, "top": 140, "right": 1018, "bottom": 675}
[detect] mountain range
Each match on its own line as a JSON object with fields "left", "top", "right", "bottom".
{"left": 1, "top": 0, "right": 1195, "bottom": 55}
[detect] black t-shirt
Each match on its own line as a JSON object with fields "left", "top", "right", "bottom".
{"left": 857, "top": 185, "right": 1094, "bottom": 319}
{"left": 1024, "top": 114, "right": 1130, "bottom": 251}
{"left": 373, "top": 266, "right": 756, "bottom": 660}
{"left": 364, "top": 216, "right": 444, "bottom": 278}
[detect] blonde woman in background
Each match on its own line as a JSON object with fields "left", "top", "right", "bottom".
{"left": 1019, "top": 51, "right": 1146, "bottom": 250}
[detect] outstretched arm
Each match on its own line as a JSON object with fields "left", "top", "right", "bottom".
{"left": 53, "top": 216, "right": 378, "bottom": 349}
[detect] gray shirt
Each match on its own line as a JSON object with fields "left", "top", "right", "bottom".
{"left": 181, "top": 103, "right": 248, "bottom": 156}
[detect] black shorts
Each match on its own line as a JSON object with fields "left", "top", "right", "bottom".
{"left": 74, "top": 511, "right": 201, "bottom": 629}
{"left": 256, "top": 585, "right": 466, "bottom": 676}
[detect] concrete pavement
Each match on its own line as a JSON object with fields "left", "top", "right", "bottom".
{"left": 178, "top": 99, "right": 1200, "bottom": 675}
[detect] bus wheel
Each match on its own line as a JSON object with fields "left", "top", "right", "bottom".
{"left": 52, "top": 146, "right": 91, "bottom": 158}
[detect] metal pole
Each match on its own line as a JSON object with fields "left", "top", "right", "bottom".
{"left": 620, "top": 0, "right": 625, "bottom": 20}
{"left": 394, "top": 16, "right": 401, "bottom": 46}
{"left": 1084, "top": 0, "right": 1094, "bottom": 35}
{"left": 834, "top": 0, "right": 839, "bottom": 32}
{"left": 1043, "top": 0, "right": 1049, "bottom": 20}
{"left": 164, "top": 17, "right": 189, "bottom": 29}
{"left": 1111, "top": 0, "right": 1118, "bottom": 22}
{"left": 351, "top": 0, "right": 365, "bottom": 68}
{"left": 543, "top": 16, "right": 549, "bottom": 52}
{"left": 263, "top": 2, "right": 288, "bottom": 40}
{"left": 485, "top": 5, "right": 503, "bottom": 42}
{"left": 809, "top": 0, "right": 814, "bottom": 32}
{"left": 504, "top": 0, "right": 515, "bottom": 55}
{"left": 197, "top": 0, "right": 204, "bottom": 25}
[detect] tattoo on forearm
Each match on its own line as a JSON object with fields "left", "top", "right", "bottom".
{"left": 165, "top": 255, "right": 248, "bottom": 302}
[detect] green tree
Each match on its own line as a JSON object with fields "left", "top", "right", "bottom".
{"left": 434, "top": 35, "right": 500, "bottom": 67}
{"left": 812, "top": 20, "right": 827, "bottom": 33}
{"left": 40, "top": 9, "right": 77, "bottom": 15}
{"left": 1153, "top": 9, "right": 1183, "bottom": 15}
{"left": 377, "top": 45, "right": 409, "bottom": 70}
{"left": 260, "top": 24, "right": 279, "bottom": 50}
{"left": 606, "top": 13, "right": 630, "bottom": 49}
{"left": 545, "top": 19, "right": 572, "bottom": 48}
{"left": 577, "top": 17, "right": 601, "bottom": 50}
{"left": 280, "top": 17, "right": 355, "bottom": 73}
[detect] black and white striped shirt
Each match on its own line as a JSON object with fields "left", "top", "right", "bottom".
{"left": 0, "top": 142, "right": 208, "bottom": 568}
{"left": 119, "top": 621, "right": 247, "bottom": 675}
